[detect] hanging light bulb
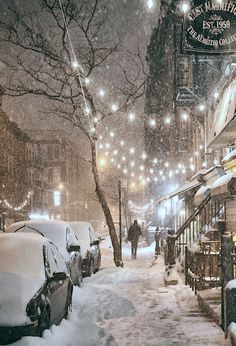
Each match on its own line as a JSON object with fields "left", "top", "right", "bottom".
{"left": 130, "top": 161, "right": 135, "bottom": 167}
{"left": 139, "top": 165, "right": 144, "bottom": 171}
{"left": 165, "top": 117, "right": 171, "bottom": 124}
{"left": 142, "top": 152, "right": 147, "bottom": 160}
{"left": 130, "top": 148, "right": 135, "bottom": 154}
{"left": 149, "top": 118, "right": 156, "bottom": 127}
{"left": 181, "top": 112, "right": 189, "bottom": 121}
{"left": 199, "top": 103, "right": 206, "bottom": 112}
{"left": 111, "top": 104, "right": 118, "bottom": 112}
{"left": 181, "top": 2, "right": 190, "bottom": 13}
{"left": 84, "top": 78, "right": 90, "bottom": 85}
{"left": 99, "top": 89, "right": 105, "bottom": 97}
{"left": 128, "top": 113, "right": 136, "bottom": 122}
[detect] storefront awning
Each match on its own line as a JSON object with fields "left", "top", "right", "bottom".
{"left": 156, "top": 179, "right": 201, "bottom": 205}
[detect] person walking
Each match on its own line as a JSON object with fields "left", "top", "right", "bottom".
{"left": 128, "top": 220, "right": 141, "bottom": 259}
{"left": 155, "top": 226, "right": 161, "bottom": 258}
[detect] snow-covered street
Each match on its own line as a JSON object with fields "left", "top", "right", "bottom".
{"left": 10, "top": 239, "right": 230, "bottom": 346}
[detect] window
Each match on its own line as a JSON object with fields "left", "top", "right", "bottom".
{"left": 54, "top": 191, "right": 61, "bottom": 206}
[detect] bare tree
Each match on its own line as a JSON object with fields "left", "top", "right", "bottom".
{"left": 0, "top": 0, "right": 148, "bottom": 267}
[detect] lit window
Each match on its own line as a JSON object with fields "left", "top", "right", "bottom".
{"left": 54, "top": 191, "right": 61, "bottom": 206}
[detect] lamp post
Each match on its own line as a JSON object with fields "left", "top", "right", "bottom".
{"left": 118, "top": 180, "right": 122, "bottom": 260}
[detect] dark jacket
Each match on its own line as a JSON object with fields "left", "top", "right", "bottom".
{"left": 128, "top": 223, "right": 141, "bottom": 241}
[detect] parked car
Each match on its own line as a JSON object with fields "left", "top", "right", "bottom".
{"left": 0, "top": 233, "right": 73, "bottom": 344}
{"left": 69, "top": 222, "right": 101, "bottom": 277}
{"left": 7, "top": 220, "right": 83, "bottom": 286}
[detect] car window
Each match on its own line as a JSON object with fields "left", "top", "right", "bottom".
{"left": 45, "top": 246, "right": 58, "bottom": 276}
{"left": 50, "top": 244, "right": 68, "bottom": 274}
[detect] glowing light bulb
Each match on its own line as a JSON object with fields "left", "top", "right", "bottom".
{"left": 130, "top": 148, "right": 135, "bottom": 154}
{"left": 190, "top": 164, "right": 195, "bottom": 171}
{"left": 130, "top": 161, "right": 135, "bottom": 167}
{"left": 123, "top": 168, "right": 128, "bottom": 174}
{"left": 84, "top": 106, "right": 90, "bottom": 115}
{"left": 99, "top": 135, "right": 103, "bottom": 140}
{"left": 131, "top": 172, "right": 135, "bottom": 177}
{"left": 99, "top": 89, "right": 105, "bottom": 97}
{"left": 153, "top": 158, "right": 157, "bottom": 164}
{"left": 147, "top": 0, "right": 154, "bottom": 10}
{"left": 105, "top": 143, "right": 110, "bottom": 149}
{"left": 142, "top": 153, "right": 147, "bottom": 160}
{"left": 150, "top": 168, "right": 154, "bottom": 174}
{"left": 181, "top": 2, "right": 190, "bottom": 13}
{"left": 214, "top": 159, "right": 219, "bottom": 165}
{"left": 199, "top": 145, "right": 204, "bottom": 150}
{"left": 99, "top": 144, "right": 104, "bottom": 149}
{"left": 120, "top": 140, "right": 124, "bottom": 146}
{"left": 181, "top": 112, "right": 189, "bottom": 121}
{"left": 149, "top": 118, "right": 156, "bottom": 127}
{"left": 110, "top": 131, "right": 115, "bottom": 138}
{"left": 165, "top": 117, "right": 171, "bottom": 124}
{"left": 139, "top": 165, "right": 144, "bottom": 171}
{"left": 214, "top": 91, "right": 219, "bottom": 99}
{"left": 72, "top": 60, "right": 79, "bottom": 69}
{"left": 202, "top": 161, "right": 207, "bottom": 168}
{"left": 111, "top": 104, "right": 118, "bottom": 112}
{"left": 128, "top": 113, "right": 136, "bottom": 122}
{"left": 164, "top": 162, "right": 169, "bottom": 168}
{"left": 122, "top": 156, "right": 126, "bottom": 161}
{"left": 99, "top": 158, "right": 106, "bottom": 166}
{"left": 189, "top": 157, "right": 193, "bottom": 162}
{"left": 154, "top": 177, "right": 158, "bottom": 182}
{"left": 84, "top": 78, "right": 90, "bottom": 85}
{"left": 113, "top": 150, "right": 118, "bottom": 156}
{"left": 199, "top": 103, "right": 206, "bottom": 112}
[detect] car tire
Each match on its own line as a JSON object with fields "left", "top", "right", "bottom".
{"left": 87, "top": 259, "right": 94, "bottom": 277}
{"left": 38, "top": 307, "right": 50, "bottom": 337}
{"left": 78, "top": 268, "right": 83, "bottom": 287}
{"left": 64, "top": 288, "right": 73, "bottom": 319}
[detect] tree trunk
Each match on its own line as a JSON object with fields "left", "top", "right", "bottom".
{"left": 91, "top": 140, "right": 123, "bottom": 267}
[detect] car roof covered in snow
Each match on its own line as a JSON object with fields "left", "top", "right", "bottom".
{"left": 6, "top": 220, "right": 78, "bottom": 260}
{"left": 69, "top": 221, "right": 98, "bottom": 243}
{"left": 0, "top": 232, "right": 46, "bottom": 277}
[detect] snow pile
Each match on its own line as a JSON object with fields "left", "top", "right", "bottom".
{"left": 229, "top": 322, "right": 236, "bottom": 346}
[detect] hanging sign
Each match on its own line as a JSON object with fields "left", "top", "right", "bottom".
{"left": 183, "top": 1, "right": 236, "bottom": 53}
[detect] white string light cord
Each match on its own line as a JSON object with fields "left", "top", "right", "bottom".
{"left": 58, "top": 0, "right": 92, "bottom": 130}
{"left": 2, "top": 191, "right": 32, "bottom": 211}
{"left": 128, "top": 200, "right": 154, "bottom": 214}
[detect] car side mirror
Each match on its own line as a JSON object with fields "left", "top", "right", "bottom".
{"left": 51, "top": 272, "right": 67, "bottom": 281}
{"left": 69, "top": 243, "right": 81, "bottom": 252}
{"left": 91, "top": 240, "right": 100, "bottom": 246}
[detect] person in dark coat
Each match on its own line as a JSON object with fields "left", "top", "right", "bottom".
{"left": 128, "top": 220, "right": 141, "bottom": 259}
{"left": 155, "top": 226, "right": 161, "bottom": 258}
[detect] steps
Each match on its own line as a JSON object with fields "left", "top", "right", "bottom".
{"left": 197, "top": 288, "right": 221, "bottom": 325}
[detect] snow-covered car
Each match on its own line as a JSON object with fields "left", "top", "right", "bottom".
{"left": 7, "top": 220, "right": 83, "bottom": 286}
{"left": 0, "top": 233, "right": 73, "bottom": 344}
{"left": 69, "top": 221, "right": 101, "bottom": 277}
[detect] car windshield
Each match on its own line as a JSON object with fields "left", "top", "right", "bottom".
{"left": 69, "top": 223, "right": 91, "bottom": 243}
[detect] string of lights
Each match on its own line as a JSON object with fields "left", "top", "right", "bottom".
{"left": 1, "top": 191, "right": 33, "bottom": 212}
{"left": 128, "top": 200, "right": 154, "bottom": 214}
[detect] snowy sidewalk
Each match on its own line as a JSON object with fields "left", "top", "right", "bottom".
{"left": 11, "top": 238, "right": 230, "bottom": 346}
